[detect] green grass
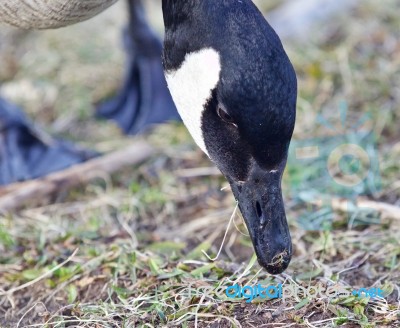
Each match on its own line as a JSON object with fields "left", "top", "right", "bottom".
{"left": 0, "top": 0, "right": 400, "bottom": 326}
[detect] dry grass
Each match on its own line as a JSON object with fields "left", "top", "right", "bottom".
{"left": 0, "top": 0, "right": 400, "bottom": 327}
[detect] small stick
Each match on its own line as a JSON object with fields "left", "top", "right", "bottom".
{"left": 175, "top": 167, "right": 221, "bottom": 178}
{"left": 310, "top": 196, "right": 400, "bottom": 220}
{"left": 0, "top": 141, "right": 155, "bottom": 213}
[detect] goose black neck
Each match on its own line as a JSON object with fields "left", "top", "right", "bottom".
{"left": 162, "top": 0, "right": 199, "bottom": 28}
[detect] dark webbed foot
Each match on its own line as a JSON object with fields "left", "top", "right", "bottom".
{"left": 96, "top": 0, "right": 180, "bottom": 134}
{"left": 0, "top": 99, "right": 97, "bottom": 185}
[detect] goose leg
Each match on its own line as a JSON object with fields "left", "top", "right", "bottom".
{"left": 96, "top": 0, "right": 179, "bottom": 134}
{"left": 0, "top": 99, "right": 97, "bottom": 185}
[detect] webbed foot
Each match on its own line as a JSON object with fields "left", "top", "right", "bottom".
{"left": 0, "top": 99, "right": 97, "bottom": 185}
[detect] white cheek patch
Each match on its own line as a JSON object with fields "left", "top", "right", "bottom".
{"left": 165, "top": 48, "right": 221, "bottom": 156}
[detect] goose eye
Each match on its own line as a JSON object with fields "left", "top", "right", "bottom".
{"left": 217, "top": 106, "right": 237, "bottom": 127}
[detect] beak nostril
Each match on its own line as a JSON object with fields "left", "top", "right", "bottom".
{"left": 255, "top": 201, "right": 262, "bottom": 218}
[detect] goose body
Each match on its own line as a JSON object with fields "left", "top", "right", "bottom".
{"left": 0, "top": 0, "right": 118, "bottom": 29}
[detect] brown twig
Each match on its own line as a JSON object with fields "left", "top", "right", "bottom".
{"left": 0, "top": 141, "right": 155, "bottom": 213}
{"left": 311, "top": 196, "right": 400, "bottom": 220}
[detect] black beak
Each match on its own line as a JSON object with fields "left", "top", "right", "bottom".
{"left": 229, "top": 162, "right": 292, "bottom": 274}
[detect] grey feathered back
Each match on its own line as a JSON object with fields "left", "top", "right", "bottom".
{"left": 0, "top": 0, "right": 118, "bottom": 29}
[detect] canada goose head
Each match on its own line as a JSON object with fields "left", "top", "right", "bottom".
{"left": 162, "top": 0, "right": 297, "bottom": 274}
